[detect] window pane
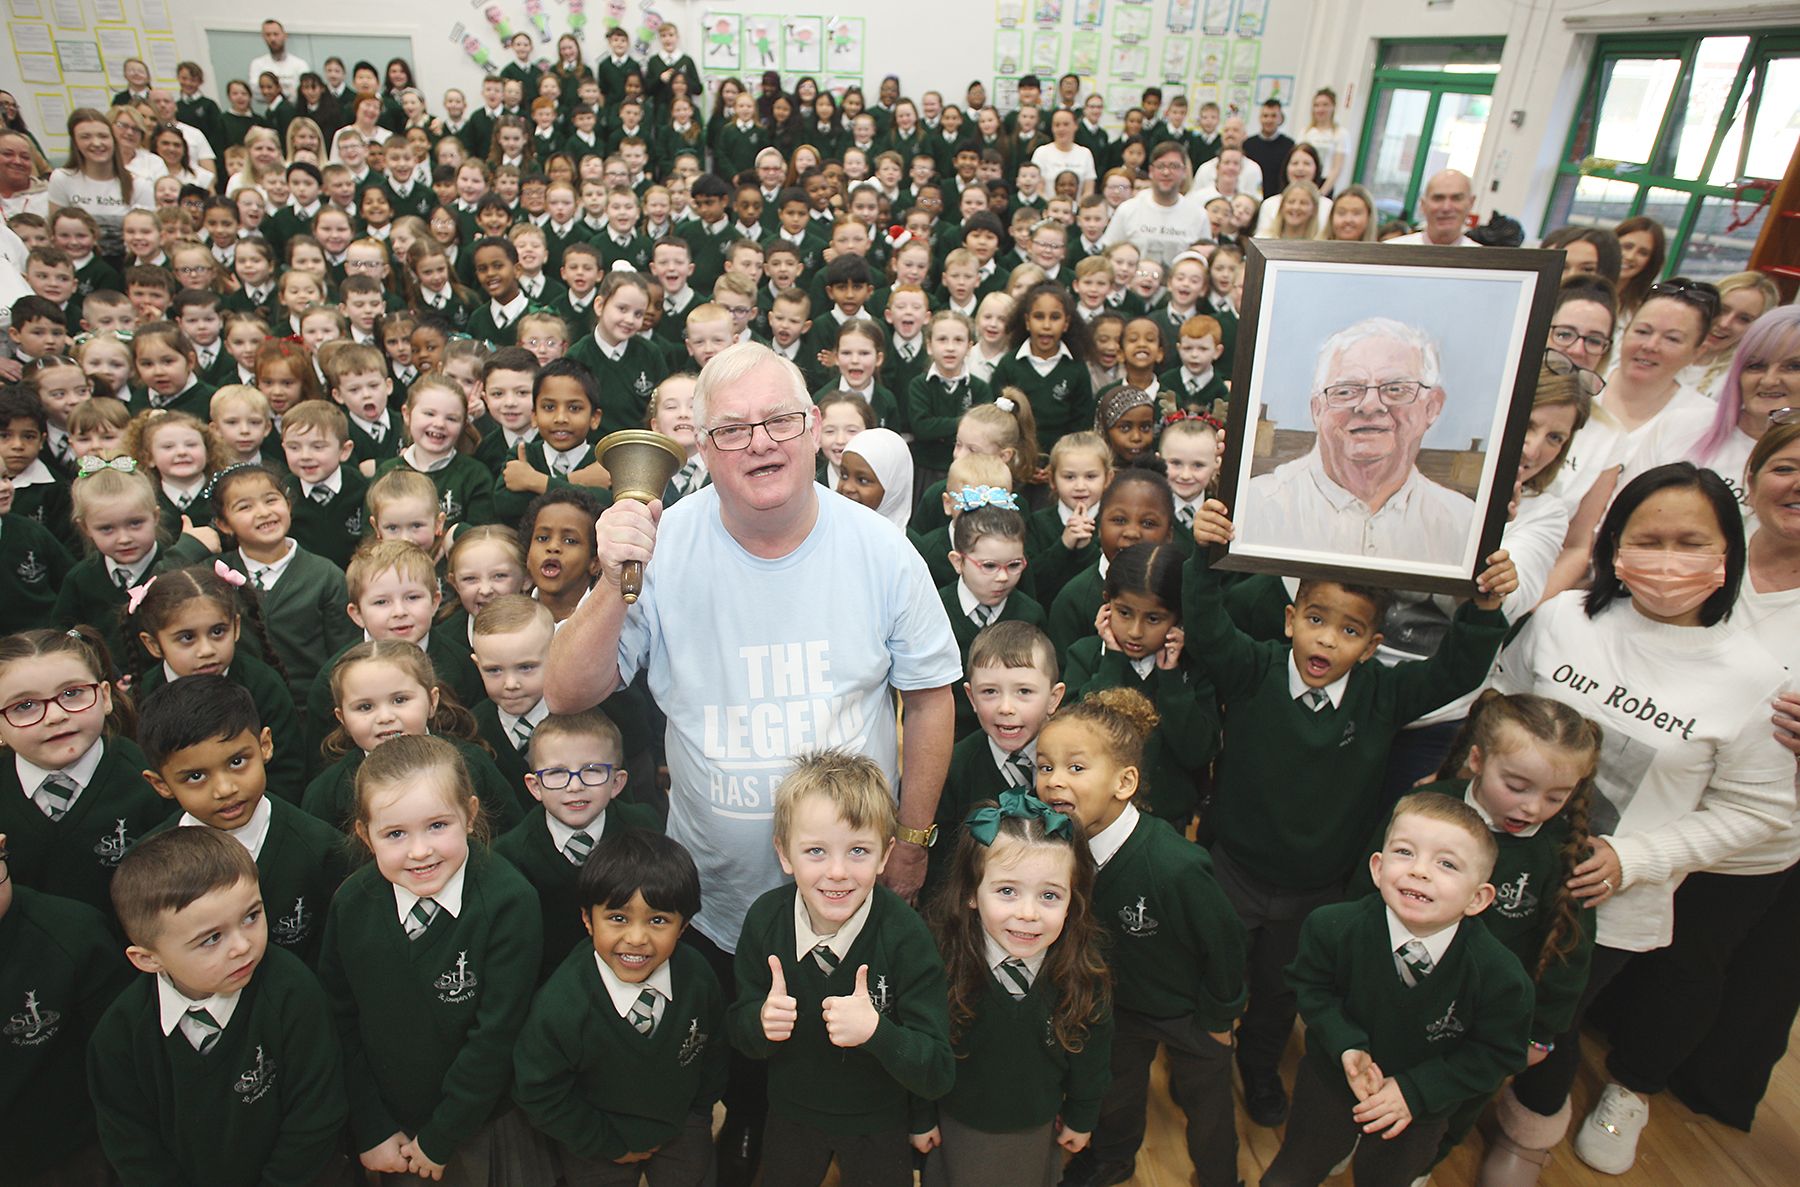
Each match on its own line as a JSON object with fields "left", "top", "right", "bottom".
{"left": 1670, "top": 36, "right": 1749, "bottom": 179}
{"left": 1363, "top": 87, "right": 1434, "bottom": 220}
{"left": 1675, "top": 191, "right": 1770, "bottom": 279}
{"left": 1379, "top": 41, "right": 1504, "bottom": 73}
{"left": 1425, "top": 92, "right": 1492, "bottom": 183}
{"left": 1639, "top": 187, "right": 1691, "bottom": 240}
{"left": 1564, "top": 175, "right": 1642, "bottom": 229}
{"left": 1592, "top": 56, "right": 1681, "bottom": 163}
{"left": 1746, "top": 56, "right": 1800, "bottom": 179}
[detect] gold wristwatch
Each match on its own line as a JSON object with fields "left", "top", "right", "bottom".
{"left": 895, "top": 823, "right": 938, "bottom": 848}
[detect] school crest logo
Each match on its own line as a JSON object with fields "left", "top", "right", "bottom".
{"left": 15, "top": 550, "right": 47, "bottom": 585}
{"left": 1339, "top": 720, "right": 1357, "bottom": 749}
{"left": 5, "top": 990, "right": 61, "bottom": 1047}
{"left": 94, "top": 819, "right": 132, "bottom": 867}
{"left": 272, "top": 897, "right": 313, "bottom": 947}
{"left": 866, "top": 971, "right": 894, "bottom": 1015}
{"left": 1051, "top": 379, "right": 1070, "bottom": 401}
{"left": 435, "top": 951, "right": 479, "bottom": 1004}
{"left": 234, "top": 1045, "right": 277, "bottom": 1103}
{"left": 676, "top": 1017, "right": 707, "bottom": 1067}
{"left": 342, "top": 509, "right": 364, "bottom": 537}
{"left": 1493, "top": 872, "right": 1537, "bottom": 921}
{"left": 1425, "top": 1000, "right": 1465, "bottom": 1042}
{"left": 633, "top": 370, "right": 654, "bottom": 397}
{"left": 1118, "top": 895, "right": 1159, "bottom": 938}
{"left": 440, "top": 490, "right": 463, "bottom": 523}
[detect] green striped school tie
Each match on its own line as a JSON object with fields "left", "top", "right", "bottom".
{"left": 628, "top": 987, "right": 658, "bottom": 1035}
{"left": 564, "top": 830, "right": 594, "bottom": 865}
{"left": 811, "top": 940, "right": 838, "bottom": 976}
{"left": 405, "top": 897, "right": 440, "bottom": 940}
{"left": 998, "top": 957, "right": 1033, "bottom": 1000}
{"left": 182, "top": 1007, "right": 222, "bottom": 1053}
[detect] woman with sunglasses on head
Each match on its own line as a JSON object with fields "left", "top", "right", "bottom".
{"left": 1679, "top": 270, "right": 1782, "bottom": 401}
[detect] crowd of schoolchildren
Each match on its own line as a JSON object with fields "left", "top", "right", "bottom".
{"left": 1, "top": 16, "right": 1797, "bottom": 1187}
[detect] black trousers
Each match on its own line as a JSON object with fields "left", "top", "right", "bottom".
{"left": 1670, "top": 862, "right": 1800, "bottom": 1130}
{"left": 1259, "top": 1054, "right": 1448, "bottom": 1187}
{"left": 1090, "top": 1009, "right": 1238, "bottom": 1187}
{"left": 682, "top": 925, "right": 769, "bottom": 1123}
{"left": 1510, "top": 944, "right": 1634, "bottom": 1116}
{"left": 1208, "top": 844, "right": 1344, "bottom": 1085}
{"left": 757, "top": 1113, "right": 910, "bottom": 1187}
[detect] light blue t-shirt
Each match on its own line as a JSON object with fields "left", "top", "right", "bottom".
{"left": 618, "top": 484, "right": 962, "bottom": 948}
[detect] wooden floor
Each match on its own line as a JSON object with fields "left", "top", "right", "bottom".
{"left": 809, "top": 1015, "right": 1800, "bottom": 1186}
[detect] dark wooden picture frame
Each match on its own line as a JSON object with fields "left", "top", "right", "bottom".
{"left": 1212, "top": 239, "right": 1564, "bottom": 596}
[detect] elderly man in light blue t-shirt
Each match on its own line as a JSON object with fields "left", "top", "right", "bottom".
{"left": 546, "top": 341, "right": 961, "bottom": 949}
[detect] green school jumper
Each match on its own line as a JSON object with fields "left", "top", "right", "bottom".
{"left": 282, "top": 465, "right": 369, "bottom": 570}
{"left": 134, "top": 653, "right": 309, "bottom": 802}
{"left": 728, "top": 884, "right": 955, "bottom": 1134}
{"left": 376, "top": 452, "right": 497, "bottom": 533}
{"left": 492, "top": 802, "right": 662, "bottom": 982}
{"left": 489, "top": 443, "right": 616, "bottom": 531}
{"left": 318, "top": 847, "right": 543, "bottom": 1164}
{"left": 595, "top": 230, "right": 655, "bottom": 273}
{"left": 915, "top": 525, "right": 955, "bottom": 590}
{"left": 0, "top": 886, "right": 133, "bottom": 1178}
{"left": 88, "top": 946, "right": 348, "bottom": 1187}
{"left": 548, "top": 289, "right": 600, "bottom": 339}
{"left": 1064, "top": 639, "right": 1220, "bottom": 821}
{"left": 139, "top": 796, "right": 350, "bottom": 969}
{"left": 939, "top": 583, "right": 1048, "bottom": 740}
{"left": 9, "top": 476, "right": 74, "bottom": 545}
{"left": 905, "top": 373, "right": 991, "bottom": 474}
{"left": 1158, "top": 366, "right": 1230, "bottom": 419}
{"left": 301, "top": 737, "right": 525, "bottom": 836}
{"left": 1093, "top": 812, "right": 1248, "bottom": 1029}
{"left": 1046, "top": 560, "right": 1107, "bottom": 659}
{"left": 811, "top": 379, "right": 904, "bottom": 432}
{"left": 990, "top": 352, "right": 1095, "bottom": 456}
{"left": 1287, "top": 895, "right": 1534, "bottom": 1121}
{"left": 927, "top": 731, "right": 1025, "bottom": 897}
{"left": 713, "top": 121, "right": 769, "bottom": 183}
{"left": 1025, "top": 504, "right": 1098, "bottom": 611}
{"left": 513, "top": 942, "right": 727, "bottom": 1161}
{"left": 0, "top": 737, "right": 174, "bottom": 921}
{"left": 565, "top": 333, "right": 669, "bottom": 435}
{"left": 51, "top": 537, "right": 212, "bottom": 668}
{"left": 219, "top": 545, "right": 360, "bottom": 717}
{"left": 0, "top": 513, "right": 75, "bottom": 630}
{"left": 1182, "top": 550, "right": 1509, "bottom": 891}
{"left": 931, "top": 960, "right": 1115, "bottom": 1137}
{"left": 127, "top": 379, "right": 217, "bottom": 423}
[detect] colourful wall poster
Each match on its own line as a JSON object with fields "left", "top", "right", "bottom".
{"left": 824, "top": 74, "right": 862, "bottom": 101}
{"left": 1160, "top": 36, "right": 1191, "bottom": 84}
{"left": 1229, "top": 37, "right": 1260, "bottom": 83}
{"left": 781, "top": 16, "right": 821, "bottom": 73}
{"left": 994, "top": 76, "right": 1020, "bottom": 111}
{"left": 995, "top": 28, "right": 1025, "bottom": 76}
{"left": 1167, "top": 0, "right": 1199, "bottom": 34}
{"left": 743, "top": 14, "right": 779, "bottom": 71}
{"left": 701, "top": 12, "right": 741, "bottom": 71}
{"left": 1201, "top": 0, "right": 1232, "bottom": 35}
{"left": 997, "top": 0, "right": 1024, "bottom": 26}
{"left": 825, "top": 17, "right": 863, "bottom": 72}
{"left": 1070, "top": 29, "right": 1101, "bottom": 77}
{"left": 1109, "top": 41, "right": 1149, "bottom": 80}
{"left": 1033, "top": 0, "right": 1063, "bottom": 25}
{"left": 1256, "top": 73, "right": 1293, "bottom": 105}
{"left": 1197, "top": 36, "right": 1227, "bottom": 84}
{"left": 1113, "top": 4, "right": 1151, "bottom": 42}
{"left": 1029, "top": 29, "right": 1061, "bottom": 75}
{"left": 1105, "top": 82, "right": 1139, "bottom": 119}
{"left": 1072, "top": 0, "right": 1103, "bottom": 30}
{"left": 1235, "top": 0, "right": 1268, "bottom": 37}
{"left": 1225, "top": 81, "right": 1252, "bottom": 117}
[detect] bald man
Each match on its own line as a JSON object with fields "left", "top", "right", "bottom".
{"left": 1389, "top": 170, "right": 1478, "bottom": 247}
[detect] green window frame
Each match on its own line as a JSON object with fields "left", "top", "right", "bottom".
{"left": 1544, "top": 30, "right": 1800, "bottom": 279}
{"left": 1354, "top": 39, "right": 1504, "bottom": 222}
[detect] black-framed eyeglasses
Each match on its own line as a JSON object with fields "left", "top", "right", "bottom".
{"left": 1647, "top": 278, "right": 1721, "bottom": 322}
{"left": 1, "top": 682, "right": 103, "bottom": 728}
{"left": 704, "top": 410, "right": 810, "bottom": 451}
{"left": 1317, "top": 380, "right": 1429, "bottom": 408}
{"left": 1543, "top": 348, "right": 1606, "bottom": 398}
{"left": 1548, "top": 323, "right": 1609, "bottom": 356}
{"left": 533, "top": 762, "right": 617, "bottom": 790}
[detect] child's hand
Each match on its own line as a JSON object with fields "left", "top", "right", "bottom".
{"left": 816, "top": 348, "right": 837, "bottom": 371}
{"left": 1190, "top": 498, "right": 1234, "bottom": 549}
{"left": 503, "top": 443, "right": 549, "bottom": 494}
{"left": 1156, "top": 625, "right": 1186, "bottom": 670}
{"left": 1352, "top": 1077, "right": 1414, "bottom": 1138}
{"left": 359, "top": 458, "right": 377, "bottom": 477}
{"left": 0, "top": 359, "right": 21, "bottom": 383}
{"left": 1093, "top": 602, "right": 1120, "bottom": 651}
{"left": 399, "top": 1135, "right": 447, "bottom": 1179}
{"left": 760, "top": 954, "right": 798, "bottom": 1042}
{"left": 612, "top": 1147, "right": 659, "bottom": 1164}
{"left": 1061, "top": 501, "right": 1095, "bottom": 550}
{"left": 179, "top": 516, "right": 221, "bottom": 554}
{"left": 465, "top": 390, "right": 487, "bottom": 422}
{"left": 910, "top": 1127, "right": 941, "bottom": 1154}
{"left": 570, "top": 459, "right": 612, "bottom": 489}
{"left": 822, "top": 964, "right": 881, "bottom": 1048}
{"left": 1057, "top": 1125, "right": 1092, "bottom": 1153}
{"left": 1341, "top": 1049, "right": 1382, "bottom": 1101}
{"left": 1472, "top": 548, "right": 1517, "bottom": 611}
{"left": 358, "top": 1132, "right": 410, "bottom": 1174}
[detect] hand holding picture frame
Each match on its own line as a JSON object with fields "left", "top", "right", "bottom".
{"left": 1211, "top": 240, "right": 1562, "bottom": 596}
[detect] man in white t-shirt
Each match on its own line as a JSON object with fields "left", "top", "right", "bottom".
{"left": 1240, "top": 317, "right": 1475, "bottom": 568}
{"left": 146, "top": 90, "right": 216, "bottom": 174}
{"left": 547, "top": 342, "right": 961, "bottom": 939}
{"left": 1389, "top": 169, "right": 1480, "bottom": 247}
{"left": 246, "top": 19, "right": 309, "bottom": 104}
{"left": 1101, "top": 141, "right": 1214, "bottom": 267}
{"left": 1193, "top": 116, "right": 1264, "bottom": 198}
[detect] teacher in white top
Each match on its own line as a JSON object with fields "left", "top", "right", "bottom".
{"left": 44, "top": 108, "right": 155, "bottom": 258}
{"left": 1030, "top": 108, "right": 1097, "bottom": 199}
{"left": 1239, "top": 316, "right": 1475, "bottom": 567}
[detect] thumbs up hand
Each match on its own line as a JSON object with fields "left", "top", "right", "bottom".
{"left": 760, "top": 955, "right": 798, "bottom": 1042}
{"left": 822, "top": 964, "right": 880, "bottom": 1048}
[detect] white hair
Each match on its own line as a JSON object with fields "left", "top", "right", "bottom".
{"left": 1311, "top": 317, "right": 1443, "bottom": 393}
{"left": 692, "top": 341, "right": 811, "bottom": 437}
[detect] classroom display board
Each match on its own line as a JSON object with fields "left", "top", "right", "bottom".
{"left": 7, "top": 0, "right": 175, "bottom": 151}
{"left": 995, "top": 0, "right": 1292, "bottom": 129}
{"left": 445, "top": 0, "right": 672, "bottom": 80}
{"left": 695, "top": 11, "right": 867, "bottom": 106}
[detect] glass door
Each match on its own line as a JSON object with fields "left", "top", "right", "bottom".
{"left": 1355, "top": 40, "right": 1503, "bottom": 222}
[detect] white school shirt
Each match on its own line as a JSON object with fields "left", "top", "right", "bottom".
{"left": 393, "top": 859, "right": 467, "bottom": 928}
{"left": 594, "top": 946, "right": 673, "bottom": 1029}
{"left": 1089, "top": 804, "right": 1141, "bottom": 868}
{"left": 178, "top": 794, "right": 275, "bottom": 858}
{"left": 1385, "top": 906, "right": 1459, "bottom": 966}
{"left": 793, "top": 884, "right": 874, "bottom": 964}
{"left": 1488, "top": 592, "right": 1796, "bottom": 951}
{"left": 157, "top": 974, "right": 243, "bottom": 1038}
{"left": 16, "top": 737, "right": 105, "bottom": 817}
{"left": 243, "top": 538, "right": 300, "bottom": 591}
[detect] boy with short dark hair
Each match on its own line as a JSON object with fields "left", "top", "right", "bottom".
{"left": 1262, "top": 793, "right": 1532, "bottom": 1186}
{"left": 512, "top": 827, "right": 723, "bottom": 1181}
{"left": 171, "top": 287, "right": 234, "bottom": 385}
{"left": 136, "top": 676, "right": 348, "bottom": 967}
{"left": 0, "top": 386, "right": 73, "bottom": 542}
{"left": 88, "top": 827, "right": 347, "bottom": 1185}
{"left": 8, "top": 293, "right": 70, "bottom": 364}
{"left": 23, "top": 248, "right": 79, "bottom": 332}
{"left": 280, "top": 399, "right": 368, "bottom": 568}
{"left": 728, "top": 751, "right": 954, "bottom": 1187}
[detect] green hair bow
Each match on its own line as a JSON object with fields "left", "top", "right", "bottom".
{"left": 964, "top": 789, "right": 1073, "bottom": 846}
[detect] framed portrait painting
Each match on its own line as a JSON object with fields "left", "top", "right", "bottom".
{"left": 1213, "top": 240, "right": 1563, "bottom": 596}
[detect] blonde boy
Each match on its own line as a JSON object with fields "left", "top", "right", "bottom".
{"left": 682, "top": 303, "right": 735, "bottom": 369}
{"left": 281, "top": 400, "right": 366, "bottom": 567}
{"left": 209, "top": 384, "right": 276, "bottom": 465}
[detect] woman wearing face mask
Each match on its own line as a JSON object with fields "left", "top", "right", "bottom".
{"left": 1477, "top": 462, "right": 1796, "bottom": 1184}
{"left": 1590, "top": 420, "right": 1800, "bottom": 1147}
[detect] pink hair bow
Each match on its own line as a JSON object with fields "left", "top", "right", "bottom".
{"left": 213, "top": 560, "right": 248, "bottom": 588}
{"left": 125, "top": 577, "right": 155, "bottom": 615}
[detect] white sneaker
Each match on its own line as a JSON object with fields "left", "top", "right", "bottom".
{"left": 1574, "top": 1083, "right": 1650, "bottom": 1174}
